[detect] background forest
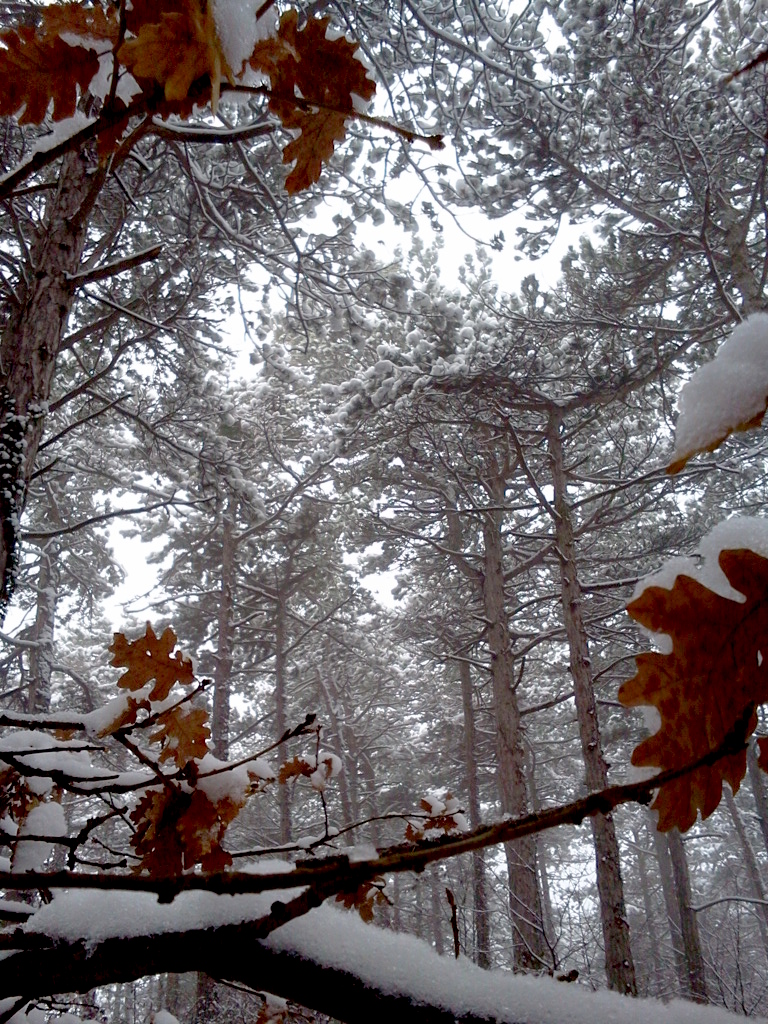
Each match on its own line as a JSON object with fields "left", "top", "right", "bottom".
{"left": 3, "top": 0, "right": 768, "bottom": 1021}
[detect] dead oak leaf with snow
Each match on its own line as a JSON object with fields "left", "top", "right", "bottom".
{"left": 110, "top": 623, "right": 194, "bottom": 701}
{"left": 118, "top": 0, "right": 231, "bottom": 106}
{"left": 0, "top": 24, "right": 100, "bottom": 123}
{"left": 250, "top": 11, "right": 375, "bottom": 192}
{"left": 150, "top": 706, "right": 211, "bottom": 766}
{"left": 618, "top": 548, "right": 768, "bottom": 831}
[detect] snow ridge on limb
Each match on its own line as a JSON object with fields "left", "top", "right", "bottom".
{"left": 668, "top": 314, "right": 768, "bottom": 473}
{"left": 620, "top": 518, "right": 768, "bottom": 831}
{"left": 3, "top": 897, "right": 760, "bottom": 1024}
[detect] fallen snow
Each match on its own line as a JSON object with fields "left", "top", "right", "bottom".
{"left": 20, "top": 889, "right": 763, "bottom": 1024}
{"left": 671, "top": 313, "right": 768, "bottom": 466}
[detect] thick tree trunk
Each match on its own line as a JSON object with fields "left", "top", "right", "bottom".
{"left": 481, "top": 489, "right": 547, "bottom": 972}
{"left": 0, "top": 150, "right": 103, "bottom": 617}
{"left": 211, "top": 510, "right": 235, "bottom": 757}
{"left": 667, "top": 828, "right": 708, "bottom": 1003}
{"left": 547, "top": 413, "right": 637, "bottom": 996}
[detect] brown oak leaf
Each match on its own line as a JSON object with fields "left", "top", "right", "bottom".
{"left": 150, "top": 706, "right": 211, "bottom": 766}
{"left": 335, "top": 879, "right": 386, "bottom": 923}
{"left": 278, "top": 756, "right": 315, "bottom": 784}
{"left": 110, "top": 623, "right": 194, "bottom": 701}
{"left": 250, "top": 11, "right": 375, "bottom": 192}
{"left": 96, "top": 696, "right": 144, "bottom": 737}
{"left": 130, "top": 788, "right": 186, "bottom": 876}
{"left": 38, "top": 4, "right": 118, "bottom": 47}
{"left": 118, "top": 0, "right": 230, "bottom": 105}
{"left": 0, "top": 25, "right": 100, "bottom": 124}
{"left": 619, "top": 548, "right": 768, "bottom": 831}
{"left": 124, "top": 0, "right": 190, "bottom": 37}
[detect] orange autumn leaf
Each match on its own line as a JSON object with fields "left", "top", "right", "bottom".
{"left": 150, "top": 706, "right": 211, "bottom": 766}
{"left": 130, "top": 788, "right": 186, "bottom": 876}
{"left": 278, "top": 755, "right": 314, "bottom": 784}
{"left": 96, "top": 696, "right": 144, "bottom": 737}
{"left": 250, "top": 11, "right": 375, "bottom": 192}
{"left": 619, "top": 548, "right": 768, "bottom": 831}
{"left": 335, "top": 879, "right": 386, "bottom": 923}
{"left": 118, "top": 0, "right": 230, "bottom": 106}
{"left": 0, "top": 25, "right": 100, "bottom": 124}
{"left": 110, "top": 623, "right": 194, "bottom": 701}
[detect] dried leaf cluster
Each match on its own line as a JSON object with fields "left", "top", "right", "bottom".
{"left": 0, "top": 0, "right": 376, "bottom": 192}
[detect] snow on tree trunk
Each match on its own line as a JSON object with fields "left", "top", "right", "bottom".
{"left": 480, "top": 478, "right": 547, "bottom": 973}
{"left": 0, "top": 149, "right": 103, "bottom": 618}
{"left": 547, "top": 412, "right": 637, "bottom": 996}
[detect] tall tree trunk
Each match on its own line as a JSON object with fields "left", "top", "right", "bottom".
{"left": 211, "top": 510, "right": 235, "bottom": 757}
{"left": 747, "top": 739, "right": 768, "bottom": 858}
{"left": 724, "top": 787, "right": 768, "bottom": 959}
{"left": 527, "top": 749, "right": 557, "bottom": 963}
{"left": 667, "top": 827, "right": 708, "bottom": 1003}
{"left": 633, "top": 829, "right": 669, "bottom": 996}
{"left": 446, "top": 500, "right": 492, "bottom": 967}
{"left": 651, "top": 823, "right": 689, "bottom": 996}
{"left": 458, "top": 658, "right": 491, "bottom": 968}
{"left": 28, "top": 539, "right": 59, "bottom": 714}
{"left": 431, "top": 868, "right": 445, "bottom": 955}
{"left": 481, "top": 484, "right": 547, "bottom": 972}
{"left": 275, "top": 594, "right": 291, "bottom": 845}
{"left": 547, "top": 412, "right": 637, "bottom": 996}
{"left": 0, "top": 150, "right": 104, "bottom": 617}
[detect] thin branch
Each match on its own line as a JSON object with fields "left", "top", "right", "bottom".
{"left": 0, "top": 720, "right": 749, "bottom": 902}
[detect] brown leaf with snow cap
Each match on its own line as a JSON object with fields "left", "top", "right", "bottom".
{"left": 619, "top": 547, "right": 768, "bottom": 831}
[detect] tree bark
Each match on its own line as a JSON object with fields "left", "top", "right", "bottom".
{"left": 651, "top": 822, "right": 689, "bottom": 996}
{"left": 667, "top": 827, "right": 708, "bottom": 1003}
{"left": 446, "top": 500, "right": 492, "bottom": 967}
{"left": 723, "top": 786, "right": 768, "bottom": 959}
{"left": 28, "top": 539, "right": 59, "bottom": 714}
{"left": 632, "top": 829, "right": 669, "bottom": 997}
{"left": 211, "top": 510, "right": 235, "bottom": 757}
{"left": 0, "top": 150, "right": 104, "bottom": 617}
{"left": 458, "top": 658, "right": 491, "bottom": 968}
{"left": 480, "top": 480, "right": 547, "bottom": 972}
{"left": 5, "top": 922, "right": 535, "bottom": 1024}
{"left": 275, "top": 592, "right": 291, "bottom": 845}
{"left": 547, "top": 412, "right": 637, "bottom": 996}
{"left": 747, "top": 739, "right": 768, "bottom": 858}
